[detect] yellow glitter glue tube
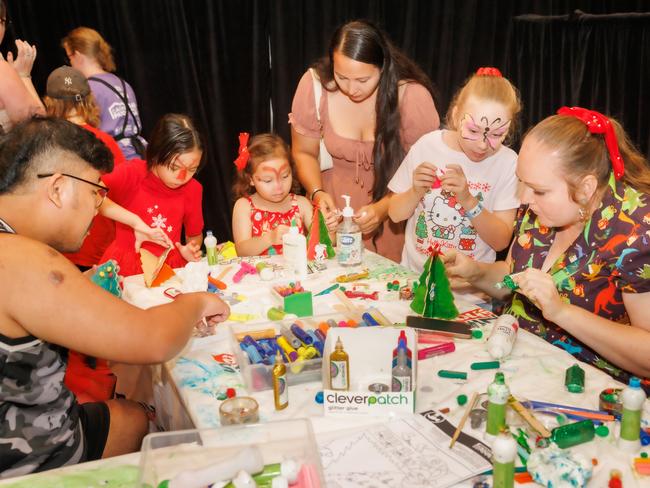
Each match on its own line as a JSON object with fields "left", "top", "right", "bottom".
{"left": 276, "top": 336, "right": 298, "bottom": 362}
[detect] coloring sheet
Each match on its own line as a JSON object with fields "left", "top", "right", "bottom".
{"left": 318, "top": 412, "right": 491, "bottom": 488}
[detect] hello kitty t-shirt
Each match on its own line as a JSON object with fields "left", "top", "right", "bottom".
{"left": 388, "top": 130, "right": 519, "bottom": 273}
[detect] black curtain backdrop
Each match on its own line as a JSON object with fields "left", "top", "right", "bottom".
{"left": 3, "top": 1, "right": 650, "bottom": 241}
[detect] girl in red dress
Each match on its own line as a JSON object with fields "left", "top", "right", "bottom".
{"left": 98, "top": 113, "right": 204, "bottom": 276}
{"left": 231, "top": 133, "right": 314, "bottom": 256}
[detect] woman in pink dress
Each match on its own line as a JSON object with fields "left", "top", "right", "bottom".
{"left": 290, "top": 20, "right": 440, "bottom": 262}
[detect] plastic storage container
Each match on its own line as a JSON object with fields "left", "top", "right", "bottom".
{"left": 230, "top": 312, "right": 350, "bottom": 392}
{"left": 138, "top": 419, "right": 325, "bottom": 487}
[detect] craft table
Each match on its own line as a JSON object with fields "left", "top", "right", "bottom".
{"left": 119, "top": 251, "right": 650, "bottom": 487}
{"left": 3, "top": 252, "right": 648, "bottom": 487}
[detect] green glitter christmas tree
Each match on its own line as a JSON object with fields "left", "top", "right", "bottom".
{"left": 410, "top": 246, "right": 458, "bottom": 319}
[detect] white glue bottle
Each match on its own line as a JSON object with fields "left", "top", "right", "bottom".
{"left": 336, "top": 195, "right": 362, "bottom": 266}
{"left": 204, "top": 230, "right": 218, "bottom": 266}
{"left": 487, "top": 314, "right": 519, "bottom": 359}
{"left": 282, "top": 220, "right": 308, "bottom": 278}
{"left": 492, "top": 428, "right": 516, "bottom": 488}
{"left": 618, "top": 376, "right": 646, "bottom": 452}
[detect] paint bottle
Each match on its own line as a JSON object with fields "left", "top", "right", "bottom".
{"left": 272, "top": 350, "right": 288, "bottom": 410}
{"left": 486, "top": 372, "right": 509, "bottom": 441}
{"left": 487, "top": 314, "right": 519, "bottom": 359}
{"left": 492, "top": 428, "right": 516, "bottom": 488}
{"left": 330, "top": 336, "right": 350, "bottom": 390}
{"left": 391, "top": 345, "right": 412, "bottom": 392}
{"left": 204, "top": 230, "right": 218, "bottom": 266}
{"left": 619, "top": 376, "right": 646, "bottom": 451}
{"left": 336, "top": 195, "right": 362, "bottom": 266}
{"left": 282, "top": 220, "right": 308, "bottom": 278}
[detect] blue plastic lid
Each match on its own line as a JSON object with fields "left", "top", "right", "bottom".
{"left": 630, "top": 376, "right": 641, "bottom": 388}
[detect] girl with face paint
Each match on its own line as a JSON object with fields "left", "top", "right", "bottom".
{"left": 96, "top": 113, "right": 205, "bottom": 277}
{"left": 388, "top": 68, "right": 522, "bottom": 304}
{"left": 231, "top": 133, "right": 316, "bottom": 256}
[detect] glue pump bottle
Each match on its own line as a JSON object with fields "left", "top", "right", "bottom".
{"left": 282, "top": 219, "right": 308, "bottom": 278}
{"left": 336, "top": 195, "right": 362, "bottom": 266}
{"left": 204, "top": 230, "right": 218, "bottom": 266}
{"left": 619, "top": 376, "right": 646, "bottom": 451}
{"left": 486, "top": 372, "right": 510, "bottom": 441}
{"left": 330, "top": 337, "right": 350, "bottom": 390}
{"left": 492, "top": 428, "right": 516, "bottom": 488}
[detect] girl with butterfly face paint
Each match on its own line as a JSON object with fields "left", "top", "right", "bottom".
{"left": 388, "top": 68, "right": 522, "bottom": 304}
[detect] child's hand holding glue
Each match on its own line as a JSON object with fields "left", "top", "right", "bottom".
{"left": 440, "top": 164, "right": 475, "bottom": 209}
{"left": 412, "top": 162, "right": 440, "bottom": 196}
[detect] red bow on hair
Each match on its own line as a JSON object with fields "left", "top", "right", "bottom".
{"left": 557, "top": 106, "right": 625, "bottom": 180}
{"left": 476, "top": 67, "right": 502, "bottom": 77}
{"left": 233, "top": 132, "right": 250, "bottom": 171}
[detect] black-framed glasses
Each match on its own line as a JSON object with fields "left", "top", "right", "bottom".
{"left": 37, "top": 173, "right": 109, "bottom": 208}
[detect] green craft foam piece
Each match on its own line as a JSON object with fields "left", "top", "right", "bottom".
{"left": 457, "top": 394, "right": 468, "bottom": 406}
{"left": 284, "top": 291, "right": 313, "bottom": 317}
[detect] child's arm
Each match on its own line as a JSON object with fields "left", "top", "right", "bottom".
{"left": 388, "top": 162, "right": 438, "bottom": 223}
{"left": 441, "top": 164, "right": 514, "bottom": 251}
{"left": 99, "top": 198, "right": 172, "bottom": 250}
{"left": 232, "top": 198, "right": 287, "bottom": 256}
{"left": 296, "top": 195, "right": 314, "bottom": 231}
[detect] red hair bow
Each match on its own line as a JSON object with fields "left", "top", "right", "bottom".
{"left": 476, "top": 67, "right": 502, "bottom": 77}
{"left": 233, "top": 132, "right": 250, "bottom": 171}
{"left": 557, "top": 106, "right": 624, "bottom": 180}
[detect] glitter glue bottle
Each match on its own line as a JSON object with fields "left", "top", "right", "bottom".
{"left": 204, "top": 230, "right": 218, "bottom": 266}
{"left": 272, "top": 350, "right": 288, "bottom": 410}
{"left": 492, "top": 428, "right": 516, "bottom": 488}
{"left": 619, "top": 376, "right": 646, "bottom": 451}
{"left": 282, "top": 220, "right": 308, "bottom": 279}
{"left": 330, "top": 336, "right": 350, "bottom": 390}
{"left": 391, "top": 344, "right": 412, "bottom": 392}
{"left": 336, "top": 195, "right": 362, "bottom": 266}
{"left": 487, "top": 314, "right": 518, "bottom": 359}
{"left": 486, "top": 372, "right": 509, "bottom": 441}
{"left": 550, "top": 419, "right": 594, "bottom": 448}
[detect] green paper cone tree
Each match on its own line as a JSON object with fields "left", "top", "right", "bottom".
{"left": 410, "top": 246, "right": 458, "bottom": 319}
{"left": 307, "top": 207, "right": 335, "bottom": 260}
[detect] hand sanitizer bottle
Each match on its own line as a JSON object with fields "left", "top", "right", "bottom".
{"left": 282, "top": 220, "right": 307, "bottom": 278}
{"left": 204, "top": 230, "right": 218, "bottom": 266}
{"left": 336, "top": 195, "right": 362, "bottom": 266}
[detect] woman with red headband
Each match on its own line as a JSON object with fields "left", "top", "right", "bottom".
{"left": 442, "top": 108, "right": 650, "bottom": 389}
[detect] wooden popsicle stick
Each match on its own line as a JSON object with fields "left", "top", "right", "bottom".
{"left": 214, "top": 265, "right": 232, "bottom": 281}
{"left": 508, "top": 396, "right": 552, "bottom": 438}
{"left": 449, "top": 392, "right": 478, "bottom": 449}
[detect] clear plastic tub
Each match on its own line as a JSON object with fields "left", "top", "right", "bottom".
{"left": 230, "top": 312, "right": 351, "bottom": 392}
{"left": 138, "top": 419, "right": 324, "bottom": 487}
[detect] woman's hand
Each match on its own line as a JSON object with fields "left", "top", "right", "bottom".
{"left": 175, "top": 241, "right": 202, "bottom": 262}
{"left": 7, "top": 40, "right": 37, "bottom": 77}
{"left": 440, "top": 249, "right": 482, "bottom": 284}
{"left": 512, "top": 269, "right": 568, "bottom": 323}
{"left": 440, "top": 164, "right": 474, "bottom": 208}
{"left": 314, "top": 191, "right": 339, "bottom": 229}
{"left": 412, "top": 162, "right": 438, "bottom": 196}
{"left": 354, "top": 203, "right": 382, "bottom": 235}
{"left": 133, "top": 219, "right": 173, "bottom": 252}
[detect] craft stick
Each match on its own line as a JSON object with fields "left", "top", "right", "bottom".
{"left": 508, "top": 396, "right": 552, "bottom": 438}
{"left": 333, "top": 289, "right": 361, "bottom": 311}
{"left": 449, "top": 392, "right": 478, "bottom": 449}
{"left": 234, "top": 328, "right": 277, "bottom": 341}
{"left": 214, "top": 265, "right": 233, "bottom": 282}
